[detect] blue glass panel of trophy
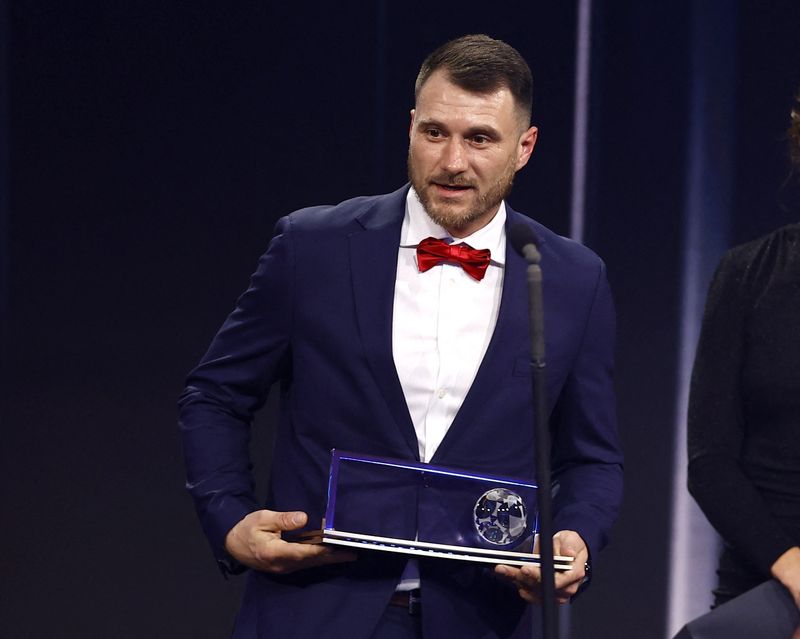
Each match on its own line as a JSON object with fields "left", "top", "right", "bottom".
{"left": 324, "top": 451, "right": 538, "bottom": 554}
{"left": 325, "top": 454, "right": 419, "bottom": 541}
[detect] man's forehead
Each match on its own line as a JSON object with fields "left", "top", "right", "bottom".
{"left": 415, "top": 70, "right": 528, "bottom": 124}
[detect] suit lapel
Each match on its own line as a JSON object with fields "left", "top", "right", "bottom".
{"left": 349, "top": 186, "right": 420, "bottom": 460}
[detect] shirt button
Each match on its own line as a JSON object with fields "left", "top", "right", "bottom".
{"left": 437, "top": 388, "right": 447, "bottom": 399}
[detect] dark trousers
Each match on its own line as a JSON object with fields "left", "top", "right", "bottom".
{"left": 369, "top": 605, "right": 423, "bottom": 639}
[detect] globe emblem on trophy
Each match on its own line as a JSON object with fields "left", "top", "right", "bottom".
{"left": 473, "top": 488, "right": 528, "bottom": 545}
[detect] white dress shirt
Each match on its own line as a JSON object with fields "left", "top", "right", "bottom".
{"left": 392, "top": 188, "right": 506, "bottom": 463}
{"left": 391, "top": 188, "right": 506, "bottom": 591}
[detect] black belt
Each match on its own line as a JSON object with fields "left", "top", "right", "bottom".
{"left": 389, "top": 589, "right": 422, "bottom": 616}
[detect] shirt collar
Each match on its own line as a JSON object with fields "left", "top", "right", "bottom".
{"left": 401, "top": 187, "right": 507, "bottom": 266}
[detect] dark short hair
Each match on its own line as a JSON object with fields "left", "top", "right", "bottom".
{"left": 415, "top": 34, "right": 533, "bottom": 125}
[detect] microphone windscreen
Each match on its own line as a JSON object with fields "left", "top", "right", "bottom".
{"left": 508, "top": 223, "right": 540, "bottom": 256}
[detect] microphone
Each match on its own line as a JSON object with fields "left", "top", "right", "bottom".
{"left": 509, "top": 224, "right": 544, "bottom": 364}
{"left": 508, "top": 224, "right": 542, "bottom": 265}
{"left": 509, "top": 223, "right": 557, "bottom": 639}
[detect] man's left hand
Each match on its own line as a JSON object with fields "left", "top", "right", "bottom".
{"left": 495, "top": 530, "right": 588, "bottom": 604}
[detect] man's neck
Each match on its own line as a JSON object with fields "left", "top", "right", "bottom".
{"left": 444, "top": 207, "right": 500, "bottom": 239}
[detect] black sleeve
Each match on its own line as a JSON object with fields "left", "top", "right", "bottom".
{"left": 687, "top": 248, "right": 795, "bottom": 574}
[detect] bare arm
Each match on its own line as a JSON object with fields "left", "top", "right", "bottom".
{"left": 771, "top": 546, "right": 800, "bottom": 609}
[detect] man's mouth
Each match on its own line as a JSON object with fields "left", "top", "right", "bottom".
{"left": 433, "top": 182, "right": 473, "bottom": 193}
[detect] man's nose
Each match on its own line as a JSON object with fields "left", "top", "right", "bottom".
{"left": 442, "top": 139, "right": 468, "bottom": 173}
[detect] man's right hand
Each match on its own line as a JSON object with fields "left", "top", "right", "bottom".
{"left": 224, "top": 510, "right": 357, "bottom": 574}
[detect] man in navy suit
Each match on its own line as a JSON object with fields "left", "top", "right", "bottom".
{"left": 179, "top": 34, "right": 623, "bottom": 638}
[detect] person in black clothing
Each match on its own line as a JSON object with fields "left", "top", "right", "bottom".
{"left": 688, "top": 92, "right": 800, "bottom": 614}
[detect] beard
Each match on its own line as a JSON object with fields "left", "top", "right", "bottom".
{"left": 407, "top": 150, "right": 517, "bottom": 233}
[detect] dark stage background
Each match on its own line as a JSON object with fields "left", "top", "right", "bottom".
{"left": 2, "top": 2, "right": 799, "bottom": 637}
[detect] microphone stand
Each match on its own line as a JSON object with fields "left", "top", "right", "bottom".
{"left": 522, "top": 244, "right": 558, "bottom": 639}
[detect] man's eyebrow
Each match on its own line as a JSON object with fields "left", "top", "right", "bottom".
{"left": 463, "top": 125, "right": 502, "bottom": 139}
{"left": 415, "top": 117, "right": 446, "bottom": 130}
{"left": 415, "top": 118, "right": 502, "bottom": 139}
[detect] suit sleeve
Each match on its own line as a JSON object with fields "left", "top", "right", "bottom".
{"left": 178, "top": 216, "right": 294, "bottom": 568}
{"left": 550, "top": 261, "right": 623, "bottom": 557}
{"left": 687, "top": 250, "right": 796, "bottom": 574}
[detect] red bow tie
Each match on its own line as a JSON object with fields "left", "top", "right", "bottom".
{"left": 415, "top": 237, "right": 492, "bottom": 281}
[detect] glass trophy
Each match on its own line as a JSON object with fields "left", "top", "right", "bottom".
{"left": 296, "top": 450, "right": 573, "bottom": 569}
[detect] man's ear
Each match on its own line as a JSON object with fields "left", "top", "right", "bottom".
{"left": 515, "top": 126, "right": 538, "bottom": 171}
{"left": 408, "top": 109, "right": 416, "bottom": 139}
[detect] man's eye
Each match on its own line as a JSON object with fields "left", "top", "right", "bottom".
{"left": 426, "top": 129, "right": 442, "bottom": 138}
{"left": 472, "top": 135, "right": 490, "bottom": 145}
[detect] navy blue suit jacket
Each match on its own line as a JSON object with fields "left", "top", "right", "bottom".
{"left": 179, "top": 185, "right": 623, "bottom": 638}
